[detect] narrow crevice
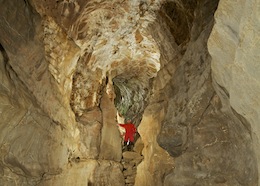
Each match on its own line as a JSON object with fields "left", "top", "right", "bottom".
{"left": 113, "top": 77, "right": 150, "bottom": 126}
{"left": 0, "top": 43, "right": 9, "bottom": 64}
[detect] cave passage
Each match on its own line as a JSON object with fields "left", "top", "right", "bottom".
{"left": 113, "top": 75, "right": 150, "bottom": 126}
{"left": 0, "top": 0, "right": 259, "bottom": 185}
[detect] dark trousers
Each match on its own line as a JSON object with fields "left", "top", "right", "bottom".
{"left": 123, "top": 141, "right": 134, "bottom": 151}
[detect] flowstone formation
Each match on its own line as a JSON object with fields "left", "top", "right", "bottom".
{"left": 0, "top": 0, "right": 259, "bottom": 185}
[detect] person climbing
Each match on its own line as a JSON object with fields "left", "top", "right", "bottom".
{"left": 118, "top": 120, "right": 136, "bottom": 151}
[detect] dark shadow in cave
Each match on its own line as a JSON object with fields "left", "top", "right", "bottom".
{"left": 0, "top": 43, "right": 9, "bottom": 64}
{"left": 113, "top": 76, "right": 150, "bottom": 127}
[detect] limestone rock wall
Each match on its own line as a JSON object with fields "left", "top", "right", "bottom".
{"left": 0, "top": 0, "right": 78, "bottom": 131}
{"left": 0, "top": 0, "right": 259, "bottom": 185}
{"left": 0, "top": 49, "right": 68, "bottom": 185}
{"left": 0, "top": 31, "right": 124, "bottom": 186}
{"left": 137, "top": 0, "right": 258, "bottom": 185}
{"left": 208, "top": 0, "right": 260, "bottom": 184}
{"left": 0, "top": 0, "right": 124, "bottom": 185}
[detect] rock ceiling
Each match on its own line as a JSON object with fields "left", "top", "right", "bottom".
{"left": 34, "top": 0, "right": 162, "bottom": 118}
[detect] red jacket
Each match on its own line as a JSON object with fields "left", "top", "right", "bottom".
{"left": 118, "top": 123, "right": 136, "bottom": 142}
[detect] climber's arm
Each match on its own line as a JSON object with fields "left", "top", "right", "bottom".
{"left": 118, "top": 124, "right": 125, "bottom": 128}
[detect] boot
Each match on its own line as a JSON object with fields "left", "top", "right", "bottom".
{"left": 122, "top": 141, "right": 128, "bottom": 152}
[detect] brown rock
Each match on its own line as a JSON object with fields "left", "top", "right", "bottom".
{"left": 123, "top": 169, "right": 135, "bottom": 177}
{"left": 135, "top": 29, "right": 143, "bottom": 43}
{"left": 99, "top": 91, "right": 122, "bottom": 161}
{"left": 78, "top": 107, "right": 102, "bottom": 124}
{"left": 122, "top": 162, "right": 134, "bottom": 170}
{"left": 125, "top": 175, "right": 136, "bottom": 184}
{"left": 130, "top": 158, "right": 143, "bottom": 166}
{"left": 122, "top": 151, "right": 142, "bottom": 160}
{"left": 133, "top": 138, "right": 144, "bottom": 154}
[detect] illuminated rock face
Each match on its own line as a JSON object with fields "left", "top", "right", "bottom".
{"left": 31, "top": 0, "right": 161, "bottom": 118}
{"left": 0, "top": 0, "right": 259, "bottom": 185}
{"left": 208, "top": 0, "right": 260, "bottom": 185}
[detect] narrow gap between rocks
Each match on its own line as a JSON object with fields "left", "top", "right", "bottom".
{"left": 112, "top": 75, "right": 147, "bottom": 186}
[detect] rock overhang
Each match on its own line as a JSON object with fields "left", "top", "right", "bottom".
{"left": 64, "top": 0, "right": 163, "bottom": 117}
